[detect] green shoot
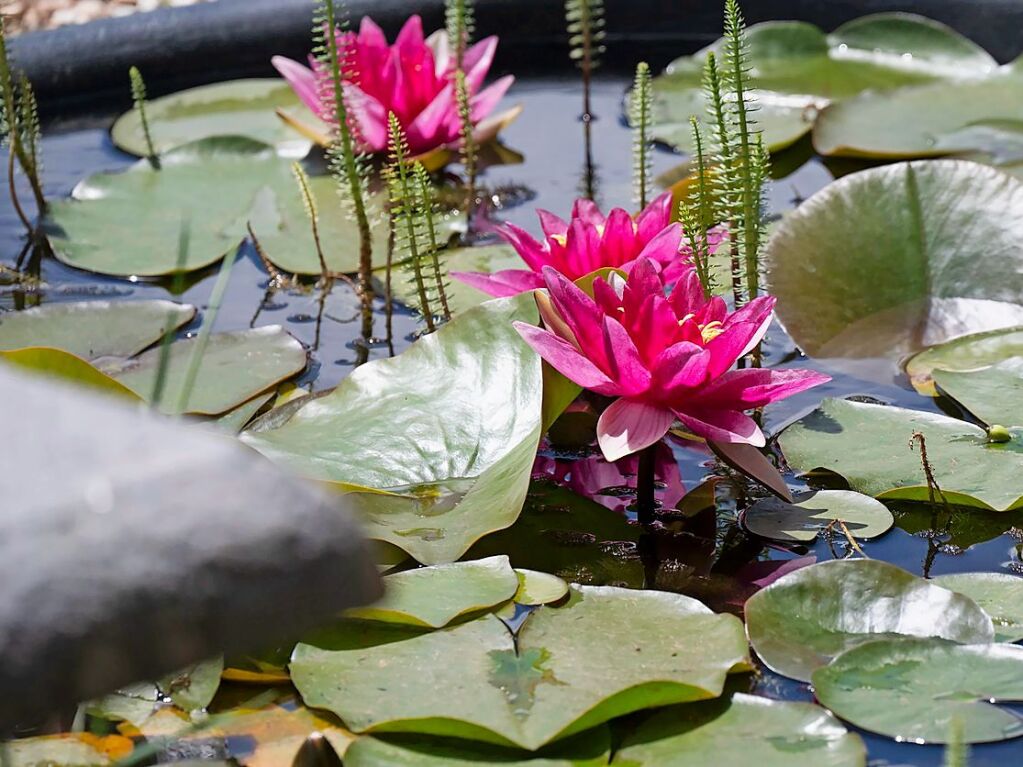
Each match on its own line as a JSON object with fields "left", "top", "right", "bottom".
{"left": 943, "top": 718, "right": 969, "bottom": 767}
{"left": 313, "top": 0, "right": 374, "bottom": 300}
{"left": 565, "top": 0, "right": 604, "bottom": 200}
{"left": 444, "top": 0, "right": 475, "bottom": 71}
{"left": 413, "top": 162, "right": 452, "bottom": 322}
{"left": 629, "top": 62, "right": 652, "bottom": 210}
{"left": 129, "top": 66, "right": 161, "bottom": 170}
{"left": 678, "top": 118, "right": 713, "bottom": 297}
{"left": 291, "top": 162, "right": 330, "bottom": 282}
{"left": 386, "top": 112, "right": 435, "bottom": 333}
{"left": 0, "top": 13, "right": 46, "bottom": 230}
{"left": 151, "top": 219, "right": 191, "bottom": 410}
{"left": 454, "top": 69, "right": 477, "bottom": 224}
{"left": 176, "top": 244, "right": 239, "bottom": 415}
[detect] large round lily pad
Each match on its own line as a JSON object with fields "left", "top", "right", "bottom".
{"left": 906, "top": 326, "right": 1023, "bottom": 395}
{"left": 814, "top": 70, "right": 1023, "bottom": 158}
{"left": 742, "top": 490, "right": 893, "bottom": 543}
{"left": 744, "top": 559, "right": 993, "bottom": 682}
{"left": 765, "top": 160, "right": 1023, "bottom": 361}
{"left": 813, "top": 638, "right": 1023, "bottom": 744}
{"left": 778, "top": 397, "right": 1023, "bottom": 511}
{"left": 99, "top": 325, "right": 307, "bottom": 416}
{"left": 346, "top": 556, "right": 520, "bottom": 628}
{"left": 0, "top": 300, "right": 194, "bottom": 359}
{"left": 243, "top": 295, "right": 544, "bottom": 565}
{"left": 112, "top": 78, "right": 314, "bottom": 159}
{"left": 648, "top": 14, "right": 994, "bottom": 154}
{"left": 933, "top": 359, "right": 1023, "bottom": 427}
{"left": 45, "top": 137, "right": 388, "bottom": 278}
{"left": 291, "top": 585, "right": 749, "bottom": 750}
{"left": 932, "top": 573, "right": 1023, "bottom": 643}
{"left": 612, "top": 694, "right": 866, "bottom": 766}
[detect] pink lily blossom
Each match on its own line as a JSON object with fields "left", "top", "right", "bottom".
{"left": 452, "top": 192, "right": 727, "bottom": 298}
{"left": 272, "top": 15, "right": 514, "bottom": 155}
{"left": 513, "top": 259, "right": 830, "bottom": 462}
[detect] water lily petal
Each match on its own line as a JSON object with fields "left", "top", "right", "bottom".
{"left": 543, "top": 266, "right": 610, "bottom": 370}
{"left": 405, "top": 82, "right": 458, "bottom": 153}
{"left": 602, "top": 315, "right": 652, "bottom": 397}
{"left": 669, "top": 268, "right": 708, "bottom": 318}
{"left": 537, "top": 210, "right": 569, "bottom": 239}
{"left": 600, "top": 208, "right": 638, "bottom": 266}
{"left": 596, "top": 398, "right": 675, "bottom": 462}
{"left": 513, "top": 322, "right": 616, "bottom": 392}
{"left": 697, "top": 368, "right": 831, "bottom": 409}
{"left": 271, "top": 56, "right": 324, "bottom": 119}
{"left": 450, "top": 269, "right": 544, "bottom": 298}
{"left": 471, "top": 75, "right": 515, "bottom": 125}
{"left": 674, "top": 407, "right": 765, "bottom": 446}
{"left": 499, "top": 222, "right": 549, "bottom": 272}
{"left": 636, "top": 222, "right": 684, "bottom": 270}
{"left": 635, "top": 190, "right": 674, "bottom": 242}
{"left": 571, "top": 198, "right": 605, "bottom": 229}
{"left": 464, "top": 36, "right": 499, "bottom": 90}
{"left": 650, "top": 341, "right": 711, "bottom": 397}
{"left": 343, "top": 82, "right": 389, "bottom": 152}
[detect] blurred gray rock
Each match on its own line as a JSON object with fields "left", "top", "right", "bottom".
{"left": 0, "top": 367, "right": 381, "bottom": 729}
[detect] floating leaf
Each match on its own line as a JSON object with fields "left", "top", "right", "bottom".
{"left": 765, "top": 161, "right": 1023, "bottom": 362}
{"left": 744, "top": 559, "right": 993, "bottom": 682}
{"left": 778, "top": 397, "right": 1023, "bottom": 511}
{"left": 111, "top": 79, "right": 315, "bottom": 159}
{"left": 243, "top": 296, "right": 543, "bottom": 564}
{"left": 612, "top": 693, "right": 866, "bottom": 767}
{"left": 216, "top": 391, "right": 275, "bottom": 434}
{"left": 813, "top": 638, "right": 1023, "bottom": 744}
{"left": 6, "top": 734, "right": 133, "bottom": 767}
{"left": 932, "top": 573, "right": 1023, "bottom": 643}
{"left": 100, "top": 326, "right": 307, "bottom": 416}
{"left": 742, "top": 490, "right": 893, "bottom": 543}
{"left": 933, "top": 359, "right": 1023, "bottom": 427}
{"left": 906, "top": 326, "right": 1023, "bottom": 395}
{"left": 512, "top": 570, "right": 569, "bottom": 606}
{"left": 647, "top": 14, "right": 994, "bottom": 154}
{"left": 1, "top": 348, "right": 140, "bottom": 400}
{"left": 158, "top": 656, "right": 224, "bottom": 712}
{"left": 891, "top": 502, "right": 1023, "bottom": 551}
{"left": 346, "top": 556, "right": 519, "bottom": 628}
{"left": 344, "top": 729, "right": 611, "bottom": 766}
{"left": 291, "top": 586, "right": 749, "bottom": 750}
{"left": 814, "top": 70, "right": 1023, "bottom": 158}
{"left": 0, "top": 300, "right": 194, "bottom": 359}
{"left": 45, "top": 137, "right": 388, "bottom": 277}
{"left": 86, "top": 683, "right": 161, "bottom": 728}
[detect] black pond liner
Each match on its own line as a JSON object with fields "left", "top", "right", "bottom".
{"left": 7, "top": 1, "right": 1023, "bottom": 765}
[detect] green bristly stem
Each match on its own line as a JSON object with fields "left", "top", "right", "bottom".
{"left": 413, "top": 162, "right": 451, "bottom": 322}
{"left": 150, "top": 219, "right": 191, "bottom": 409}
{"left": 130, "top": 66, "right": 161, "bottom": 171}
{"left": 567, "top": 0, "right": 603, "bottom": 201}
{"left": 690, "top": 117, "right": 713, "bottom": 297}
{"left": 291, "top": 162, "right": 330, "bottom": 283}
{"left": 636, "top": 443, "right": 657, "bottom": 526}
{"left": 0, "top": 18, "right": 46, "bottom": 223}
{"left": 630, "top": 62, "right": 652, "bottom": 211}
{"left": 454, "top": 70, "right": 477, "bottom": 227}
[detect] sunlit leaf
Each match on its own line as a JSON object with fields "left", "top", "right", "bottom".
{"left": 932, "top": 359, "right": 1023, "bottom": 427}
{"left": 742, "top": 490, "right": 893, "bottom": 543}
{"left": 5, "top": 734, "right": 133, "bottom": 767}
{"left": 159, "top": 656, "right": 224, "bottom": 712}
{"left": 512, "top": 570, "right": 569, "bottom": 606}
{"left": 1, "top": 348, "right": 140, "bottom": 400}
{"left": 905, "top": 326, "right": 1023, "bottom": 396}
{"left": 932, "top": 573, "right": 1023, "bottom": 643}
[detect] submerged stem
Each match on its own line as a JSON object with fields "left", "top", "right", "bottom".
{"left": 636, "top": 443, "right": 657, "bottom": 526}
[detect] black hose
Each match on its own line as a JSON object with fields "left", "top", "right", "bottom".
{"left": 8, "top": 0, "right": 1023, "bottom": 114}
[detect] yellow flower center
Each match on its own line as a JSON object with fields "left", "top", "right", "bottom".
{"left": 551, "top": 233, "right": 567, "bottom": 246}
{"left": 678, "top": 315, "right": 725, "bottom": 343}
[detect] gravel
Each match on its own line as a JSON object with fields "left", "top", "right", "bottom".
{"left": 6, "top": 0, "right": 212, "bottom": 35}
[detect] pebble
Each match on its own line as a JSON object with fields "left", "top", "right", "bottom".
{"left": 6, "top": 0, "right": 211, "bottom": 35}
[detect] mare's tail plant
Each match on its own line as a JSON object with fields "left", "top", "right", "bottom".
{"left": 291, "top": 161, "right": 331, "bottom": 283}
{"left": 412, "top": 161, "right": 451, "bottom": 322}
{"left": 0, "top": 13, "right": 46, "bottom": 235}
{"left": 445, "top": 0, "right": 475, "bottom": 72}
{"left": 445, "top": 0, "right": 478, "bottom": 225}
{"left": 313, "top": 0, "right": 374, "bottom": 301}
{"left": 680, "top": 0, "right": 770, "bottom": 320}
{"left": 565, "top": 0, "right": 604, "bottom": 200}
{"left": 629, "top": 62, "right": 652, "bottom": 210}
{"left": 943, "top": 718, "right": 969, "bottom": 767}
{"left": 677, "top": 116, "right": 713, "bottom": 296}
{"left": 385, "top": 113, "right": 435, "bottom": 333}
{"left": 129, "top": 66, "right": 160, "bottom": 170}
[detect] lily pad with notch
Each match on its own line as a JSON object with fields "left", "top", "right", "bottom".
{"left": 744, "top": 559, "right": 993, "bottom": 682}
{"left": 813, "top": 638, "right": 1023, "bottom": 744}
{"left": 742, "top": 490, "right": 893, "bottom": 543}
{"left": 932, "top": 573, "right": 1023, "bottom": 643}
{"left": 779, "top": 397, "right": 1023, "bottom": 511}
{"left": 905, "top": 325, "right": 1023, "bottom": 396}
{"left": 290, "top": 585, "right": 749, "bottom": 750}
{"left": 932, "top": 358, "right": 1023, "bottom": 428}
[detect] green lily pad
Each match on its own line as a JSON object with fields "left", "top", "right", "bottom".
{"left": 612, "top": 693, "right": 866, "bottom": 767}
{"left": 243, "top": 296, "right": 543, "bottom": 565}
{"left": 216, "top": 391, "right": 275, "bottom": 434}
{"left": 648, "top": 14, "right": 993, "bottom": 155}
{"left": 814, "top": 71, "right": 1023, "bottom": 158}
{"left": 0, "top": 300, "right": 194, "bottom": 359}
{"left": 291, "top": 585, "right": 749, "bottom": 750}
{"left": 45, "top": 137, "right": 388, "bottom": 278}
{"left": 512, "top": 570, "right": 570, "bottom": 606}
{"left": 933, "top": 359, "right": 1023, "bottom": 427}
{"left": 467, "top": 483, "right": 644, "bottom": 588}
{"left": 932, "top": 573, "right": 1023, "bottom": 643}
{"left": 742, "top": 490, "right": 893, "bottom": 543}
{"left": 86, "top": 683, "right": 161, "bottom": 728}
{"left": 5, "top": 734, "right": 122, "bottom": 766}
{"left": 891, "top": 502, "right": 1023, "bottom": 551}
{"left": 158, "top": 656, "right": 224, "bottom": 712}
{"left": 387, "top": 244, "right": 524, "bottom": 316}
{"left": 766, "top": 160, "right": 1023, "bottom": 361}
{"left": 906, "top": 326, "right": 1023, "bottom": 395}
{"left": 346, "top": 556, "right": 520, "bottom": 628}
{"left": 111, "top": 78, "right": 314, "bottom": 159}
{"left": 344, "top": 729, "right": 611, "bottom": 766}
{"left": 813, "top": 638, "right": 1023, "bottom": 744}
{"left": 1, "top": 347, "right": 140, "bottom": 400}
{"left": 99, "top": 325, "right": 307, "bottom": 416}
{"left": 778, "top": 397, "right": 1023, "bottom": 511}
{"left": 744, "top": 559, "right": 994, "bottom": 682}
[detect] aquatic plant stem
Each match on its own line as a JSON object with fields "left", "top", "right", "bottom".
{"left": 6, "top": 147, "right": 30, "bottom": 233}
{"left": 130, "top": 66, "right": 161, "bottom": 171}
{"left": 566, "top": 0, "right": 603, "bottom": 201}
{"left": 151, "top": 219, "right": 191, "bottom": 410}
{"left": 636, "top": 443, "right": 657, "bottom": 526}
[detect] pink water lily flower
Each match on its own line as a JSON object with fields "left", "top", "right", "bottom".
{"left": 272, "top": 15, "right": 514, "bottom": 155}
{"left": 513, "top": 259, "right": 830, "bottom": 462}
{"left": 453, "top": 192, "right": 726, "bottom": 298}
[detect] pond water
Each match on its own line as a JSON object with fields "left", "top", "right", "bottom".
{"left": 4, "top": 74, "right": 1022, "bottom": 766}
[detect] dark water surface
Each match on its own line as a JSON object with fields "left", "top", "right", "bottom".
{"left": 4, "top": 76, "right": 1021, "bottom": 766}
